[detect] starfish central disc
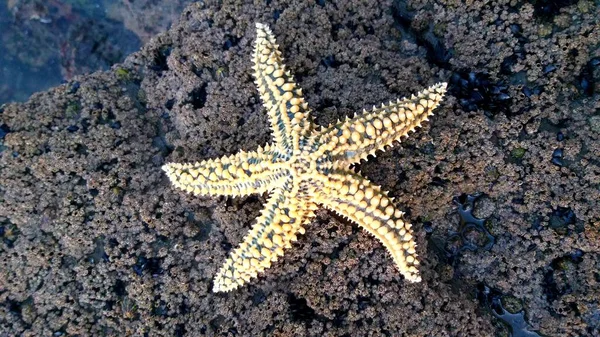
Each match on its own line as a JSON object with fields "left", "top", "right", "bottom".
{"left": 163, "top": 23, "right": 447, "bottom": 292}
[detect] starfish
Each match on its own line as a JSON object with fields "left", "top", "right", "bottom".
{"left": 163, "top": 23, "right": 447, "bottom": 292}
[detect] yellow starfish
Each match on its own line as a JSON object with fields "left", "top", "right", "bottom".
{"left": 163, "top": 23, "right": 447, "bottom": 292}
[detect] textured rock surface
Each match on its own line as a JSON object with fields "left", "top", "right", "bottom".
{"left": 1, "top": 0, "right": 599, "bottom": 336}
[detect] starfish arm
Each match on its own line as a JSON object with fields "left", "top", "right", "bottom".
{"left": 253, "top": 23, "right": 312, "bottom": 154}
{"left": 213, "top": 180, "right": 316, "bottom": 292}
{"left": 162, "top": 145, "right": 285, "bottom": 197}
{"left": 312, "top": 82, "right": 447, "bottom": 165}
{"left": 313, "top": 170, "right": 421, "bottom": 282}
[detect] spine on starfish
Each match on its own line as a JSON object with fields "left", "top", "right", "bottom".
{"left": 311, "top": 82, "right": 447, "bottom": 165}
{"left": 253, "top": 23, "right": 313, "bottom": 156}
{"left": 162, "top": 145, "right": 286, "bottom": 197}
{"left": 213, "top": 179, "right": 318, "bottom": 292}
{"left": 311, "top": 170, "right": 421, "bottom": 282}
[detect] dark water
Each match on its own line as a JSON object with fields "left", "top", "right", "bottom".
{"left": 0, "top": 1, "right": 190, "bottom": 105}
{"left": 0, "top": 2, "right": 63, "bottom": 103}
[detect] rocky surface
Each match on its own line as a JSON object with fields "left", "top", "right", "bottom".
{"left": 1, "top": 0, "right": 599, "bottom": 336}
